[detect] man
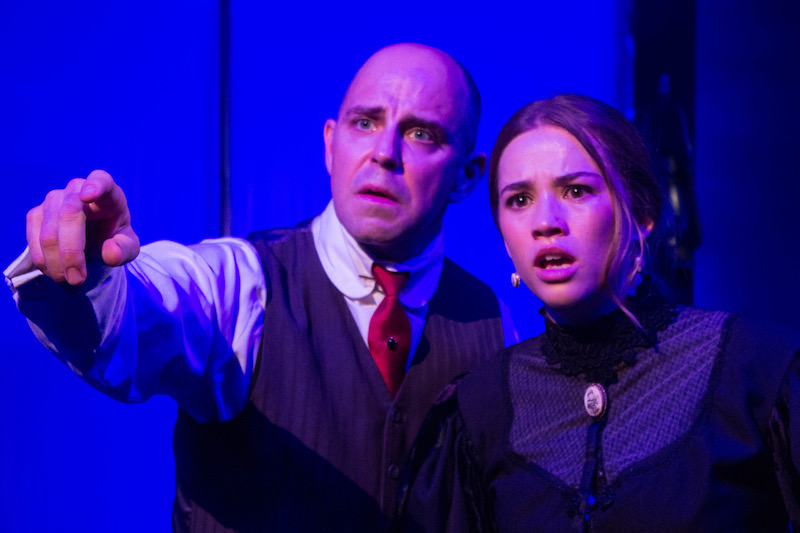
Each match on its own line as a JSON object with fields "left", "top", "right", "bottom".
{"left": 6, "top": 43, "right": 509, "bottom": 531}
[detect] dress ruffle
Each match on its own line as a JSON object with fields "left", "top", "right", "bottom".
{"left": 540, "top": 278, "right": 677, "bottom": 385}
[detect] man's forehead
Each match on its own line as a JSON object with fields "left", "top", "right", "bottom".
{"left": 345, "top": 71, "right": 457, "bottom": 109}
{"left": 357, "top": 43, "right": 459, "bottom": 81}
{"left": 340, "top": 47, "right": 469, "bottom": 124}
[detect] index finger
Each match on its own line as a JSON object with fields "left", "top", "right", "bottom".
{"left": 79, "top": 169, "right": 116, "bottom": 205}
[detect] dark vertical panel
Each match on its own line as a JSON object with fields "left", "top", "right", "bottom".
{"left": 632, "top": 0, "right": 700, "bottom": 304}
{"left": 633, "top": 1, "right": 696, "bottom": 134}
{"left": 694, "top": 0, "right": 800, "bottom": 326}
{"left": 0, "top": 2, "right": 219, "bottom": 531}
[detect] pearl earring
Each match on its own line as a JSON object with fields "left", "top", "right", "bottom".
{"left": 634, "top": 256, "right": 644, "bottom": 273}
{"left": 511, "top": 272, "right": 521, "bottom": 288}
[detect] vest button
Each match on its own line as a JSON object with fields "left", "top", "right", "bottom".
{"left": 391, "top": 407, "right": 403, "bottom": 424}
{"left": 387, "top": 464, "right": 400, "bottom": 479}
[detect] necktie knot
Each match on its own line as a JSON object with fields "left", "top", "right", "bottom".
{"left": 372, "top": 264, "right": 408, "bottom": 297}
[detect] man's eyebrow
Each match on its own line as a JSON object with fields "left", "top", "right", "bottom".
{"left": 343, "top": 106, "right": 385, "bottom": 120}
{"left": 399, "top": 116, "right": 450, "bottom": 144}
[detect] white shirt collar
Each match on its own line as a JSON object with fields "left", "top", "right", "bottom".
{"left": 311, "top": 201, "right": 443, "bottom": 309}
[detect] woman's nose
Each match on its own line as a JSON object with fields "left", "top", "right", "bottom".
{"left": 532, "top": 196, "right": 567, "bottom": 238}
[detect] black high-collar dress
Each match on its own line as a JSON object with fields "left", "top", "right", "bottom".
{"left": 396, "top": 287, "right": 800, "bottom": 532}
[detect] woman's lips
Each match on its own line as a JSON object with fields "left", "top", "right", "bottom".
{"left": 534, "top": 248, "right": 577, "bottom": 282}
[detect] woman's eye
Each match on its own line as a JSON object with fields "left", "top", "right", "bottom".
{"left": 566, "top": 185, "right": 589, "bottom": 199}
{"left": 506, "top": 194, "right": 531, "bottom": 208}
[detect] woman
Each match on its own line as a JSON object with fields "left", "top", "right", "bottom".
{"left": 395, "top": 95, "right": 800, "bottom": 532}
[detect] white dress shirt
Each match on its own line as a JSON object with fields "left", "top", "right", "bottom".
{"left": 4, "top": 201, "right": 457, "bottom": 423}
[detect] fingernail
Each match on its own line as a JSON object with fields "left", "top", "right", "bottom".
{"left": 82, "top": 184, "right": 96, "bottom": 196}
{"left": 66, "top": 267, "right": 84, "bottom": 285}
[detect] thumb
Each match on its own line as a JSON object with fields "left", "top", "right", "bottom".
{"left": 100, "top": 225, "right": 140, "bottom": 267}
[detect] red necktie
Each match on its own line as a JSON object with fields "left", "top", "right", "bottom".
{"left": 368, "top": 264, "right": 411, "bottom": 397}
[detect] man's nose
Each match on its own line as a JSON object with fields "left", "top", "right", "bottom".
{"left": 371, "top": 128, "right": 402, "bottom": 172}
{"left": 532, "top": 196, "right": 567, "bottom": 239}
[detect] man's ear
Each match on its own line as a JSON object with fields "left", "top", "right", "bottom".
{"left": 448, "top": 151, "right": 487, "bottom": 203}
{"left": 323, "top": 119, "right": 336, "bottom": 175}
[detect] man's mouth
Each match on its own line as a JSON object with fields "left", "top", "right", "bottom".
{"left": 357, "top": 184, "right": 400, "bottom": 204}
{"left": 363, "top": 189, "right": 393, "bottom": 199}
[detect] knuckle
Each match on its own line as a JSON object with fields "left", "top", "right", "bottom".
{"left": 59, "top": 247, "right": 85, "bottom": 264}
{"left": 43, "top": 189, "right": 64, "bottom": 204}
{"left": 66, "top": 177, "right": 86, "bottom": 190}
{"left": 26, "top": 205, "right": 42, "bottom": 224}
{"left": 57, "top": 207, "right": 85, "bottom": 224}
{"left": 39, "top": 231, "right": 59, "bottom": 251}
{"left": 30, "top": 253, "right": 46, "bottom": 271}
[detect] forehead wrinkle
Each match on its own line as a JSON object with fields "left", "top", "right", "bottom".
{"left": 340, "top": 44, "right": 475, "bottom": 148}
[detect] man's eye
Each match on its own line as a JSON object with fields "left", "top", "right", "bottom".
{"left": 356, "top": 118, "right": 374, "bottom": 130}
{"left": 409, "top": 128, "right": 434, "bottom": 143}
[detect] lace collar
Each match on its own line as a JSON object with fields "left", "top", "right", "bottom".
{"left": 540, "top": 279, "right": 677, "bottom": 385}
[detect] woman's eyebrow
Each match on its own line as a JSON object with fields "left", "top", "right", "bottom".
{"left": 552, "top": 172, "right": 603, "bottom": 186}
{"left": 500, "top": 172, "right": 602, "bottom": 195}
{"left": 499, "top": 180, "right": 530, "bottom": 195}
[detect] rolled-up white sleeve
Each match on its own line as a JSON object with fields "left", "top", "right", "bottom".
{"left": 4, "top": 237, "right": 266, "bottom": 423}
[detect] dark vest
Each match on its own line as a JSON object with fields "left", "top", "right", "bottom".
{"left": 172, "top": 225, "right": 504, "bottom": 532}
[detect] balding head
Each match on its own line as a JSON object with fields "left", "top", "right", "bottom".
{"left": 323, "top": 43, "right": 486, "bottom": 262}
{"left": 340, "top": 43, "right": 481, "bottom": 153}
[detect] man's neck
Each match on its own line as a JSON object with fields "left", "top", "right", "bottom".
{"left": 360, "top": 224, "right": 444, "bottom": 265}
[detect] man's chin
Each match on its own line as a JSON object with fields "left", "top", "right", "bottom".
{"left": 339, "top": 210, "right": 441, "bottom": 262}
{"left": 341, "top": 210, "right": 402, "bottom": 239}
{"left": 347, "top": 224, "right": 417, "bottom": 262}
{"left": 351, "top": 227, "right": 405, "bottom": 249}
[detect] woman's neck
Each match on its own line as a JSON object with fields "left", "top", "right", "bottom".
{"left": 544, "top": 296, "right": 619, "bottom": 327}
{"left": 543, "top": 274, "right": 647, "bottom": 327}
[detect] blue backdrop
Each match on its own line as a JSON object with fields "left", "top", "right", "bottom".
{"left": 0, "top": 1, "right": 797, "bottom": 531}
